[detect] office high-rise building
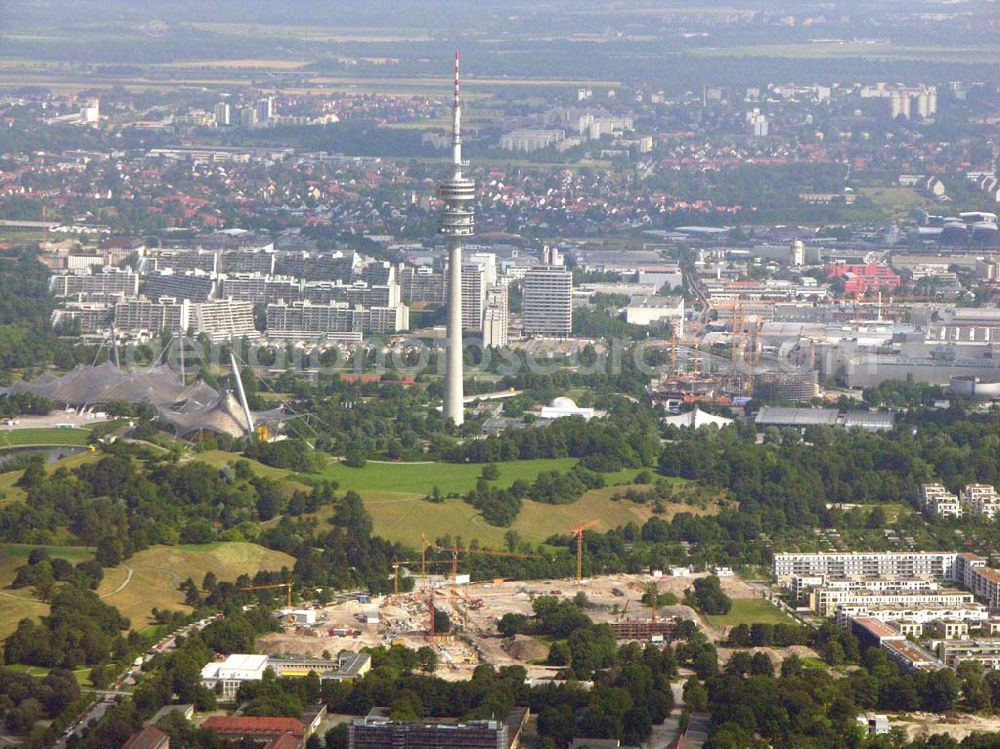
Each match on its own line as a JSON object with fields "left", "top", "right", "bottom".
{"left": 214, "top": 102, "right": 231, "bottom": 127}
{"left": 239, "top": 107, "right": 258, "bottom": 129}
{"left": 461, "top": 262, "right": 487, "bottom": 332}
{"left": 523, "top": 266, "right": 572, "bottom": 337}
{"left": 437, "top": 52, "right": 475, "bottom": 426}
{"left": 255, "top": 97, "right": 274, "bottom": 123}
{"left": 482, "top": 283, "right": 509, "bottom": 348}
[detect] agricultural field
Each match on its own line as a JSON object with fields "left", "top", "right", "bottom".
{"left": 706, "top": 598, "right": 794, "bottom": 628}
{"left": 691, "top": 42, "right": 1000, "bottom": 63}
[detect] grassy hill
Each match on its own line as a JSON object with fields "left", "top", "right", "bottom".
{"left": 301, "top": 478, "right": 719, "bottom": 547}
{"left": 97, "top": 543, "right": 295, "bottom": 632}
{"left": 0, "top": 542, "right": 294, "bottom": 642}
{"left": 196, "top": 450, "right": 724, "bottom": 547}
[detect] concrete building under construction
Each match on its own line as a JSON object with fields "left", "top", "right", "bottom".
{"left": 752, "top": 369, "right": 818, "bottom": 402}
{"left": 609, "top": 617, "right": 683, "bottom": 640}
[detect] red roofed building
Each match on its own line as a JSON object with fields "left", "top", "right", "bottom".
{"left": 266, "top": 733, "right": 305, "bottom": 749}
{"left": 826, "top": 263, "right": 901, "bottom": 295}
{"left": 121, "top": 726, "right": 170, "bottom": 749}
{"left": 201, "top": 716, "right": 305, "bottom": 742}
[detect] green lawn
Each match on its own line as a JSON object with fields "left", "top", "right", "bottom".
{"left": 306, "top": 480, "right": 717, "bottom": 548}
{"left": 317, "top": 457, "right": 583, "bottom": 496}
{"left": 801, "top": 656, "right": 829, "bottom": 671}
{"left": 2, "top": 663, "right": 93, "bottom": 685}
{"left": 196, "top": 451, "right": 713, "bottom": 547}
{"left": 0, "top": 427, "right": 93, "bottom": 447}
{"left": 706, "top": 598, "right": 793, "bottom": 628}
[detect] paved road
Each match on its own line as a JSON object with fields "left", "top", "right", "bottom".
{"left": 100, "top": 564, "right": 134, "bottom": 598}
{"left": 54, "top": 614, "right": 223, "bottom": 747}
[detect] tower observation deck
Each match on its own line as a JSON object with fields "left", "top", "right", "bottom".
{"left": 438, "top": 52, "right": 475, "bottom": 426}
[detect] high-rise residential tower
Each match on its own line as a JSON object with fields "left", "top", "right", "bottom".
{"left": 523, "top": 265, "right": 572, "bottom": 338}
{"left": 437, "top": 52, "right": 475, "bottom": 425}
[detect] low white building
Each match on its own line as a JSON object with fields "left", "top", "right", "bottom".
{"left": 200, "top": 654, "right": 268, "bottom": 698}
{"left": 537, "top": 396, "right": 597, "bottom": 422}
{"left": 662, "top": 408, "right": 733, "bottom": 429}
{"left": 624, "top": 296, "right": 684, "bottom": 334}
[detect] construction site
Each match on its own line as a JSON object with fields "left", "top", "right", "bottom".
{"left": 257, "top": 565, "right": 760, "bottom": 682}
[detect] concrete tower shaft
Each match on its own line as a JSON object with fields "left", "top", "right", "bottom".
{"left": 438, "top": 51, "right": 475, "bottom": 426}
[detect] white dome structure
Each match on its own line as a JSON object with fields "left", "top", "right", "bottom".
{"left": 538, "top": 395, "right": 597, "bottom": 422}
{"left": 549, "top": 396, "right": 579, "bottom": 410}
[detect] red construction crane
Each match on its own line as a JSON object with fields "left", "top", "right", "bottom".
{"left": 571, "top": 520, "right": 600, "bottom": 583}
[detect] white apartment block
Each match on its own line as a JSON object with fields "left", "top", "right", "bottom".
{"left": 523, "top": 266, "right": 573, "bottom": 338}
{"left": 779, "top": 552, "right": 1000, "bottom": 613}
{"left": 266, "top": 300, "right": 407, "bottom": 340}
{"left": 960, "top": 556, "right": 1000, "bottom": 609}
{"left": 791, "top": 575, "right": 941, "bottom": 608}
{"left": 461, "top": 262, "right": 487, "bottom": 332}
{"left": 114, "top": 297, "right": 187, "bottom": 336}
{"left": 961, "top": 484, "right": 1000, "bottom": 519}
{"left": 922, "top": 483, "right": 962, "bottom": 518}
{"left": 191, "top": 299, "right": 257, "bottom": 343}
{"left": 836, "top": 602, "right": 987, "bottom": 627}
{"left": 817, "top": 589, "right": 975, "bottom": 618}
{"left": 499, "top": 129, "right": 565, "bottom": 152}
{"left": 113, "top": 297, "right": 256, "bottom": 342}
{"left": 773, "top": 552, "right": 964, "bottom": 583}
{"left": 144, "top": 269, "right": 217, "bottom": 302}
{"left": 50, "top": 268, "right": 140, "bottom": 298}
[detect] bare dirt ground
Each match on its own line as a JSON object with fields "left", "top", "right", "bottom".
{"left": 254, "top": 572, "right": 767, "bottom": 680}
{"left": 891, "top": 712, "right": 1000, "bottom": 742}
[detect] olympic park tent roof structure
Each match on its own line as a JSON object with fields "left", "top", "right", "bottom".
{"left": 1, "top": 362, "right": 218, "bottom": 409}
{"left": 157, "top": 391, "right": 286, "bottom": 440}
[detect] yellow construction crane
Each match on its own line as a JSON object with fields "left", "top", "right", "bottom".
{"left": 241, "top": 580, "right": 294, "bottom": 609}
{"left": 570, "top": 520, "right": 600, "bottom": 584}
{"left": 442, "top": 541, "right": 547, "bottom": 579}
{"left": 390, "top": 558, "right": 450, "bottom": 595}
{"left": 669, "top": 331, "right": 707, "bottom": 373}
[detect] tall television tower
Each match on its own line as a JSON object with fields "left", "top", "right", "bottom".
{"left": 438, "top": 51, "right": 475, "bottom": 426}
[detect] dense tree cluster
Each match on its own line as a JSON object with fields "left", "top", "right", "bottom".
{"left": 660, "top": 413, "right": 1000, "bottom": 516}
{"left": 452, "top": 410, "right": 661, "bottom": 469}
{"left": 464, "top": 463, "right": 606, "bottom": 527}
{"left": 4, "top": 586, "right": 130, "bottom": 667}
{"left": 10, "top": 547, "right": 103, "bottom": 600}
{"left": 0, "top": 249, "right": 84, "bottom": 377}
{"left": 0, "top": 445, "right": 334, "bottom": 556}
{"left": 685, "top": 576, "right": 732, "bottom": 615}
{"left": 0, "top": 667, "right": 81, "bottom": 735}
{"left": 244, "top": 437, "right": 326, "bottom": 472}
